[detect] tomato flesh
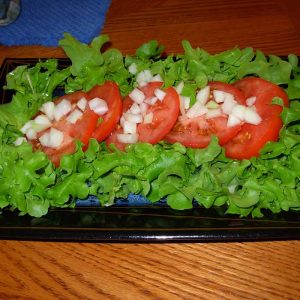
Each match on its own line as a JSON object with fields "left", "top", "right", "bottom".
{"left": 224, "top": 77, "right": 289, "bottom": 159}
{"left": 165, "top": 82, "right": 246, "bottom": 148}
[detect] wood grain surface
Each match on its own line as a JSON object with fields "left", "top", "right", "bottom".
{"left": 0, "top": 0, "right": 300, "bottom": 299}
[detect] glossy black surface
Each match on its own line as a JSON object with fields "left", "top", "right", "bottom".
{"left": 0, "top": 58, "right": 299, "bottom": 242}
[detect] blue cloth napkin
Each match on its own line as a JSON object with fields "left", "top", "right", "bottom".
{"left": 0, "top": 0, "right": 111, "bottom": 46}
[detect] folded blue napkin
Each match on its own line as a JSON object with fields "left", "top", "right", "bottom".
{"left": 0, "top": 0, "right": 111, "bottom": 46}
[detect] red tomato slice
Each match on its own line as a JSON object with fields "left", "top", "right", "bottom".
{"left": 106, "top": 82, "right": 180, "bottom": 149}
{"left": 87, "top": 81, "right": 122, "bottom": 141}
{"left": 165, "top": 82, "right": 246, "bottom": 148}
{"left": 224, "top": 77, "right": 289, "bottom": 159}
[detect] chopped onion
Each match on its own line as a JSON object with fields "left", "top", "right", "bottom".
{"left": 244, "top": 107, "right": 262, "bottom": 125}
{"left": 206, "top": 108, "right": 222, "bottom": 119}
{"left": 77, "top": 97, "right": 87, "bottom": 111}
{"left": 21, "top": 121, "right": 33, "bottom": 134}
{"left": 246, "top": 96, "right": 256, "bottom": 106}
{"left": 231, "top": 104, "right": 246, "bottom": 120}
{"left": 129, "top": 88, "right": 146, "bottom": 104}
{"left": 39, "top": 128, "right": 64, "bottom": 149}
{"left": 151, "top": 74, "right": 163, "bottom": 82}
{"left": 54, "top": 99, "right": 72, "bottom": 121}
{"left": 213, "top": 90, "right": 226, "bottom": 103}
{"left": 117, "top": 133, "right": 138, "bottom": 144}
{"left": 128, "top": 63, "right": 137, "bottom": 74}
{"left": 144, "top": 96, "right": 158, "bottom": 106}
{"left": 120, "top": 116, "right": 126, "bottom": 128}
{"left": 124, "top": 112, "right": 143, "bottom": 123}
{"left": 186, "top": 102, "right": 208, "bottom": 119}
{"left": 196, "top": 86, "right": 210, "bottom": 105}
{"left": 227, "top": 114, "right": 242, "bottom": 127}
{"left": 205, "top": 100, "right": 219, "bottom": 109}
{"left": 26, "top": 128, "right": 37, "bottom": 140}
{"left": 180, "top": 95, "right": 190, "bottom": 110}
{"left": 129, "top": 103, "right": 141, "bottom": 115}
{"left": 67, "top": 109, "right": 83, "bottom": 124}
{"left": 40, "top": 102, "right": 55, "bottom": 120}
{"left": 89, "top": 97, "right": 108, "bottom": 115}
{"left": 139, "top": 102, "right": 149, "bottom": 115}
{"left": 154, "top": 88, "right": 166, "bottom": 101}
{"left": 143, "top": 112, "right": 153, "bottom": 124}
{"left": 221, "top": 94, "right": 237, "bottom": 115}
{"left": 14, "top": 137, "right": 26, "bottom": 146}
{"left": 123, "top": 121, "right": 137, "bottom": 134}
{"left": 33, "top": 115, "right": 52, "bottom": 132}
{"left": 175, "top": 81, "right": 184, "bottom": 94}
{"left": 136, "top": 70, "right": 152, "bottom": 86}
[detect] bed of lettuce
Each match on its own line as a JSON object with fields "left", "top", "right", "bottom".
{"left": 1, "top": 33, "right": 300, "bottom": 218}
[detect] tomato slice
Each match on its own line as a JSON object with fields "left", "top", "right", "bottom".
{"left": 165, "top": 82, "right": 246, "bottom": 148}
{"left": 224, "top": 77, "right": 289, "bottom": 159}
{"left": 106, "top": 81, "right": 180, "bottom": 149}
{"left": 87, "top": 81, "right": 122, "bottom": 141}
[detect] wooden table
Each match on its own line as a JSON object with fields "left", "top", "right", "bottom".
{"left": 0, "top": 0, "right": 300, "bottom": 298}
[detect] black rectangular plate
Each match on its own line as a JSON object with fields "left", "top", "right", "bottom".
{"left": 0, "top": 57, "right": 299, "bottom": 243}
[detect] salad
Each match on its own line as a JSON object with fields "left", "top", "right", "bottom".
{"left": 1, "top": 33, "right": 300, "bottom": 218}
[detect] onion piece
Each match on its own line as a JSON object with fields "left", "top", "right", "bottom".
{"left": 244, "top": 107, "right": 262, "bottom": 125}
{"left": 136, "top": 70, "right": 152, "bottom": 86}
{"left": 175, "top": 81, "right": 184, "bottom": 94}
{"left": 206, "top": 108, "right": 222, "bottom": 119}
{"left": 144, "top": 96, "right": 158, "bottom": 106}
{"left": 14, "top": 137, "right": 27, "bottom": 146}
{"left": 246, "top": 96, "right": 257, "bottom": 106}
{"left": 123, "top": 121, "right": 137, "bottom": 134}
{"left": 40, "top": 128, "right": 64, "bottom": 149}
{"left": 154, "top": 88, "right": 166, "bottom": 101}
{"left": 186, "top": 102, "right": 208, "bottom": 119}
{"left": 77, "top": 97, "right": 87, "bottom": 111}
{"left": 213, "top": 90, "right": 226, "bottom": 103}
{"left": 196, "top": 86, "right": 210, "bottom": 105}
{"left": 40, "top": 102, "right": 55, "bottom": 121}
{"left": 124, "top": 112, "right": 143, "bottom": 124}
{"left": 129, "top": 88, "right": 146, "bottom": 104}
{"left": 67, "top": 109, "right": 83, "bottom": 124}
{"left": 117, "top": 133, "right": 138, "bottom": 144}
{"left": 139, "top": 102, "right": 149, "bottom": 115}
{"left": 33, "top": 115, "right": 52, "bottom": 132}
{"left": 231, "top": 105, "right": 247, "bottom": 120}
{"left": 221, "top": 94, "right": 237, "bottom": 115}
{"left": 206, "top": 100, "right": 219, "bottom": 109}
{"left": 128, "top": 63, "right": 137, "bottom": 74}
{"left": 151, "top": 74, "right": 163, "bottom": 82}
{"left": 89, "top": 97, "right": 108, "bottom": 115}
{"left": 129, "top": 103, "right": 141, "bottom": 115}
{"left": 227, "top": 114, "right": 242, "bottom": 127}
{"left": 54, "top": 99, "right": 72, "bottom": 121}
{"left": 26, "top": 128, "right": 37, "bottom": 140}
{"left": 143, "top": 112, "right": 153, "bottom": 124}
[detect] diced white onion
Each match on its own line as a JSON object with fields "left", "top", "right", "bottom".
{"left": 244, "top": 107, "right": 262, "bottom": 125}
{"left": 77, "top": 97, "right": 87, "bottom": 111}
{"left": 139, "top": 102, "right": 149, "bottom": 115}
{"left": 227, "top": 114, "right": 242, "bottom": 127}
{"left": 246, "top": 96, "right": 257, "bottom": 106}
{"left": 54, "top": 99, "right": 72, "bottom": 121}
{"left": 154, "top": 88, "right": 166, "bottom": 101}
{"left": 129, "top": 103, "right": 141, "bottom": 115}
{"left": 124, "top": 112, "right": 143, "bottom": 123}
{"left": 144, "top": 96, "right": 158, "bottom": 106}
{"left": 26, "top": 128, "right": 37, "bottom": 140}
{"left": 196, "top": 86, "right": 210, "bottom": 105}
{"left": 231, "top": 105, "right": 247, "bottom": 120}
{"left": 213, "top": 90, "right": 226, "bottom": 103}
{"left": 186, "top": 102, "right": 208, "bottom": 119}
{"left": 67, "top": 109, "right": 83, "bottom": 124}
{"left": 128, "top": 63, "right": 137, "bottom": 74}
{"left": 123, "top": 121, "right": 137, "bottom": 134}
{"left": 205, "top": 100, "right": 219, "bottom": 109}
{"left": 21, "top": 121, "right": 33, "bottom": 134}
{"left": 120, "top": 116, "right": 126, "bottom": 128}
{"left": 221, "top": 94, "right": 237, "bottom": 115}
{"left": 143, "top": 112, "right": 153, "bottom": 124}
{"left": 180, "top": 95, "right": 190, "bottom": 110}
{"left": 14, "top": 137, "right": 27, "bottom": 146}
{"left": 151, "top": 74, "right": 163, "bottom": 82}
{"left": 40, "top": 128, "right": 64, "bottom": 149}
{"left": 175, "top": 81, "right": 184, "bottom": 94}
{"left": 40, "top": 102, "right": 55, "bottom": 121}
{"left": 89, "top": 97, "right": 108, "bottom": 115}
{"left": 136, "top": 70, "right": 153, "bottom": 86}
{"left": 129, "top": 88, "right": 146, "bottom": 104}
{"left": 33, "top": 115, "right": 52, "bottom": 132}
{"left": 206, "top": 108, "right": 222, "bottom": 119}
{"left": 117, "top": 133, "right": 139, "bottom": 144}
